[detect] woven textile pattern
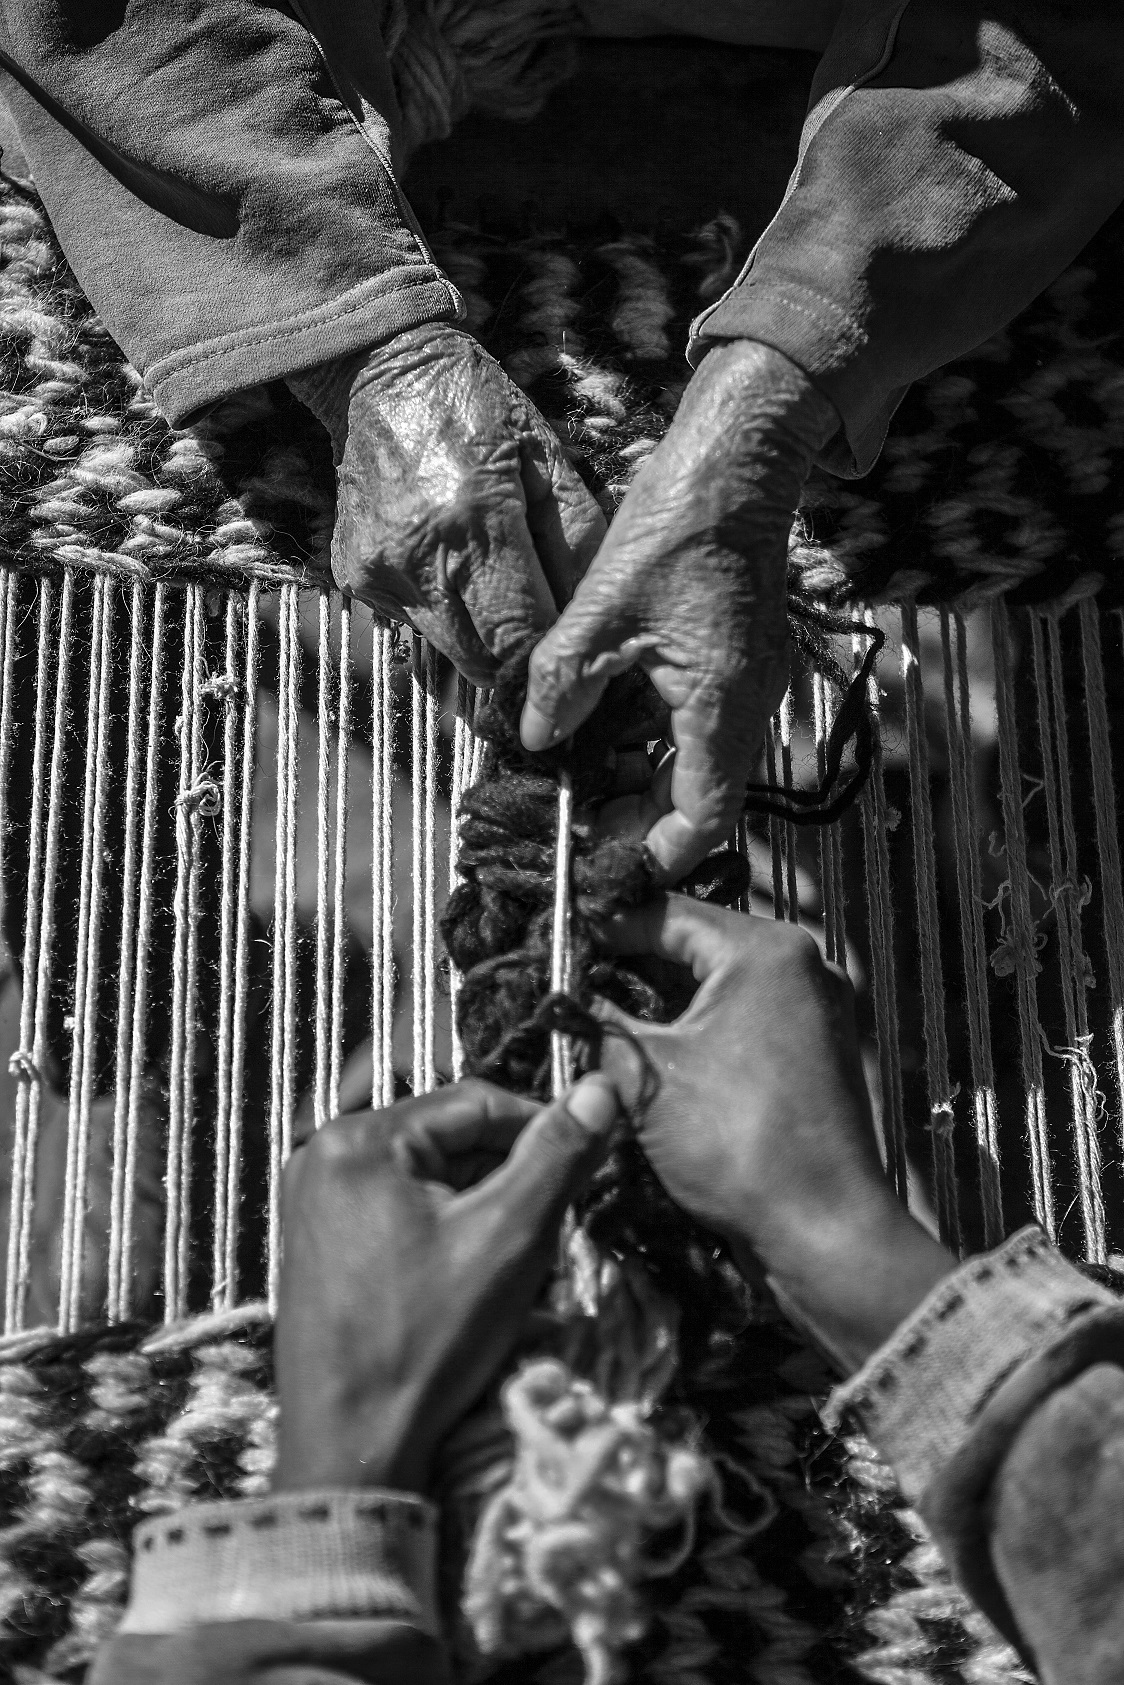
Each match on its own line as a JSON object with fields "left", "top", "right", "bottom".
{"left": 5, "top": 174, "right": 1124, "bottom": 1684}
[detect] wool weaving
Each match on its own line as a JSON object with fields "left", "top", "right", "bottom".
{"left": 2, "top": 135, "right": 1124, "bottom": 1682}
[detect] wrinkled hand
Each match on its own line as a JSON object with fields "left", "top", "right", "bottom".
{"left": 599, "top": 898, "right": 953, "bottom": 1371}
{"left": 288, "top": 325, "right": 606, "bottom": 684}
{"left": 272, "top": 1075, "right": 620, "bottom": 1495}
{"left": 521, "top": 341, "right": 838, "bottom": 881}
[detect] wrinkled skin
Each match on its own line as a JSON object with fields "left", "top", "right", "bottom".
{"left": 325, "top": 324, "right": 606, "bottom": 685}
{"left": 273, "top": 1074, "right": 620, "bottom": 1494}
{"left": 296, "top": 330, "right": 837, "bottom": 882}
{"left": 521, "top": 340, "right": 839, "bottom": 879}
{"left": 599, "top": 897, "right": 955, "bottom": 1371}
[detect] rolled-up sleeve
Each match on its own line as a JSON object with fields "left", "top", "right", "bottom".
{"left": 0, "top": 1, "right": 462, "bottom": 423}
{"left": 689, "top": 0, "right": 1124, "bottom": 476}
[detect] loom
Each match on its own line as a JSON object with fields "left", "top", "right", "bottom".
{"left": 3, "top": 18, "right": 1124, "bottom": 1684}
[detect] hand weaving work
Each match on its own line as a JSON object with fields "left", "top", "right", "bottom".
{"left": 2, "top": 6, "right": 1124, "bottom": 1685}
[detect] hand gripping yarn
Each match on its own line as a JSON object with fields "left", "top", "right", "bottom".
{"left": 441, "top": 627, "right": 880, "bottom": 1681}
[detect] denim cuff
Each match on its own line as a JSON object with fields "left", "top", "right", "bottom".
{"left": 120, "top": 1489, "right": 439, "bottom": 1636}
{"left": 822, "top": 1226, "right": 1119, "bottom": 1506}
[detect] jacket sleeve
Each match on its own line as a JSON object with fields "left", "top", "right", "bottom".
{"left": 0, "top": 1, "right": 462, "bottom": 425}
{"left": 688, "top": 0, "right": 1124, "bottom": 476}
{"left": 88, "top": 1488, "right": 450, "bottom": 1685}
{"left": 826, "top": 1227, "right": 1124, "bottom": 1682}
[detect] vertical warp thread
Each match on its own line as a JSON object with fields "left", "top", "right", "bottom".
{"left": 939, "top": 610, "right": 1003, "bottom": 1246}
{"left": 314, "top": 591, "right": 333, "bottom": 1130}
{"left": 856, "top": 612, "right": 908, "bottom": 1204}
{"left": 778, "top": 690, "right": 800, "bottom": 924}
{"left": 550, "top": 772, "right": 575, "bottom": 1098}
{"left": 212, "top": 594, "right": 241, "bottom": 1309}
{"left": 812, "top": 670, "right": 846, "bottom": 967}
{"left": 411, "top": 633, "right": 425, "bottom": 1096}
{"left": 59, "top": 577, "right": 110, "bottom": 1331}
{"left": 121, "top": 584, "right": 166, "bottom": 1321}
{"left": 178, "top": 586, "right": 209, "bottom": 1314}
{"left": 449, "top": 675, "right": 471, "bottom": 1080}
{"left": 991, "top": 602, "right": 1054, "bottom": 1238}
{"left": 1079, "top": 600, "right": 1124, "bottom": 1155}
{"left": 370, "top": 623, "right": 395, "bottom": 1110}
{"left": 899, "top": 605, "right": 960, "bottom": 1253}
{"left": 4, "top": 574, "right": 49, "bottom": 1334}
{"left": 1032, "top": 614, "right": 1106, "bottom": 1261}
{"left": 63, "top": 577, "right": 116, "bottom": 1330}
{"left": 267, "top": 586, "right": 291, "bottom": 1312}
{"left": 108, "top": 584, "right": 148, "bottom": 1319}
{"left": 13, "top": 576, "right": 74, "bottom": 1328}
{"left": 281, "top": 589, "right": 302, "bottom": 1164}
{"left": 166, "top": 587, "right": 197, "bottom": 1320}
{"left": 764, "top": 720, "right": 785, "bottom": 922}
{"left": 330, "top": 595, "right": 352, "bottom": 1120}
{"left": 226, "top": 583, "right": 260, "bottom": 1306}
{"left": 424, "top": 643, "right": 439, "bottom": 1092}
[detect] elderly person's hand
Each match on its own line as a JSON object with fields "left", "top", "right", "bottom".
{"left": 288, "top": 326, "right": 606, "bottom": 685}
{"left": 520, "top": 342, "right": 838, "bottom": 881}
{"left": 272, "top": 1074, "right": 620, "bottom": 1494}
{"left": 598, "top": 897, "right": 954, "bottom": 1371}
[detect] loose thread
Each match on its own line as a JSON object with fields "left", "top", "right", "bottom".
{"left": 856, "top": 613, "right": 908, "bottom": 1205}
{"left": 550, "top": 771, "right": 576, "bottom": 1098}
{"left": 1080, "top": 601, "right": 1124, "bottom": 1158}
{"left": 314, "top": 590, "right": 333, "bottom": 1130}
{"left": 991, "top": 602, "right": 1054, "bottom": 1239}
{"left": 939, "top": 610, "right": 1003, "bottom": 1247}
{"left": 121, "top": 584, "right": 166, "bottom": 1321}
{"left": 900, "top": 605, "right": 960, "bottom": 1254}
{"left": 59, "top": 577, "right": 109, "bottom": 1331}
{"left": 330, "top": 595, "right": 352, "bottom": 1120}
{"left": 211, "top": 594, "right": 241, "bottom": 1309}
{"left": 226, "top": 582, "right": 260, "bottom": 1306}
{"left": 424, "top": 643, "right": 439, "bottom": 1093}
{"left": 1031, "top": 614, "right": 1106, "bottom": 1262}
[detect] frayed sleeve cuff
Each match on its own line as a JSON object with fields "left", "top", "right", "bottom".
{"left": 822, "top": 1226, "right": 1120, "bottom": 1507}
{"left": 119, "top": 1488, "right": 440, "bottom": 1637}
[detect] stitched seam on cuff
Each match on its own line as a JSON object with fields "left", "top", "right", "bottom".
{"left": 144, "top": 269, "right": 459, "bottom": 389}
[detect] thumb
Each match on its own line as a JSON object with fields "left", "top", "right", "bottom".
{"left": 486, "top": 1073, "right": 620, "bottom": 1228}
{"left": 592, "top": 997, "right": 672, "bottom": 1111}
{"left": 521, "top": 570, "right": 643, "bottom": 751}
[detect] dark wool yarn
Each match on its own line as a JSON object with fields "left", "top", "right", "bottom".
{"left": 441, "top": 603, "right": 883, "bottom": 1103}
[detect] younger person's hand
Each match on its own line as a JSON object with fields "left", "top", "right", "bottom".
{"left": 599, "top": 898, "right": 954, "bottom": 1371}
{"left": 272, "top": 1075, "right": 620, "bottom": 1495}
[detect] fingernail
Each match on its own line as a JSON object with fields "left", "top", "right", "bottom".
{"left": 520, "top": 699, "right": 561, "bottom": 752}
{"left": 565, "top": 1074, "right": 619, "bottom": 1134}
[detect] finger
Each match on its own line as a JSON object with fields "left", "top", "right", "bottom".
{"left": 521, "top": 423, "right": 607, "bottom": 609}
{"left": 592, "top": 749, "right": 675, "bottom": 845}
{"left": 590, "top": 996, "right": 671, "bottom": 1111}
{"left": 600, "top": 894, "right": 753, "bottom": 982}
{"left": 520, "top": 556, "right": 647, "bottom": 751}
{"left": 642, "top": 678, "right": 764, "bottom": 881}
{"left": 392, "top": 1082, "right": 539, "bottom": 1182}
{"left": 474, "top": 1073, "right": 620, "bottom": 1229}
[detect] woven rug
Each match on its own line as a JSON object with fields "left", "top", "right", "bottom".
{"left": 6, "top": 160, "right": 1124, "bottom": 1684}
